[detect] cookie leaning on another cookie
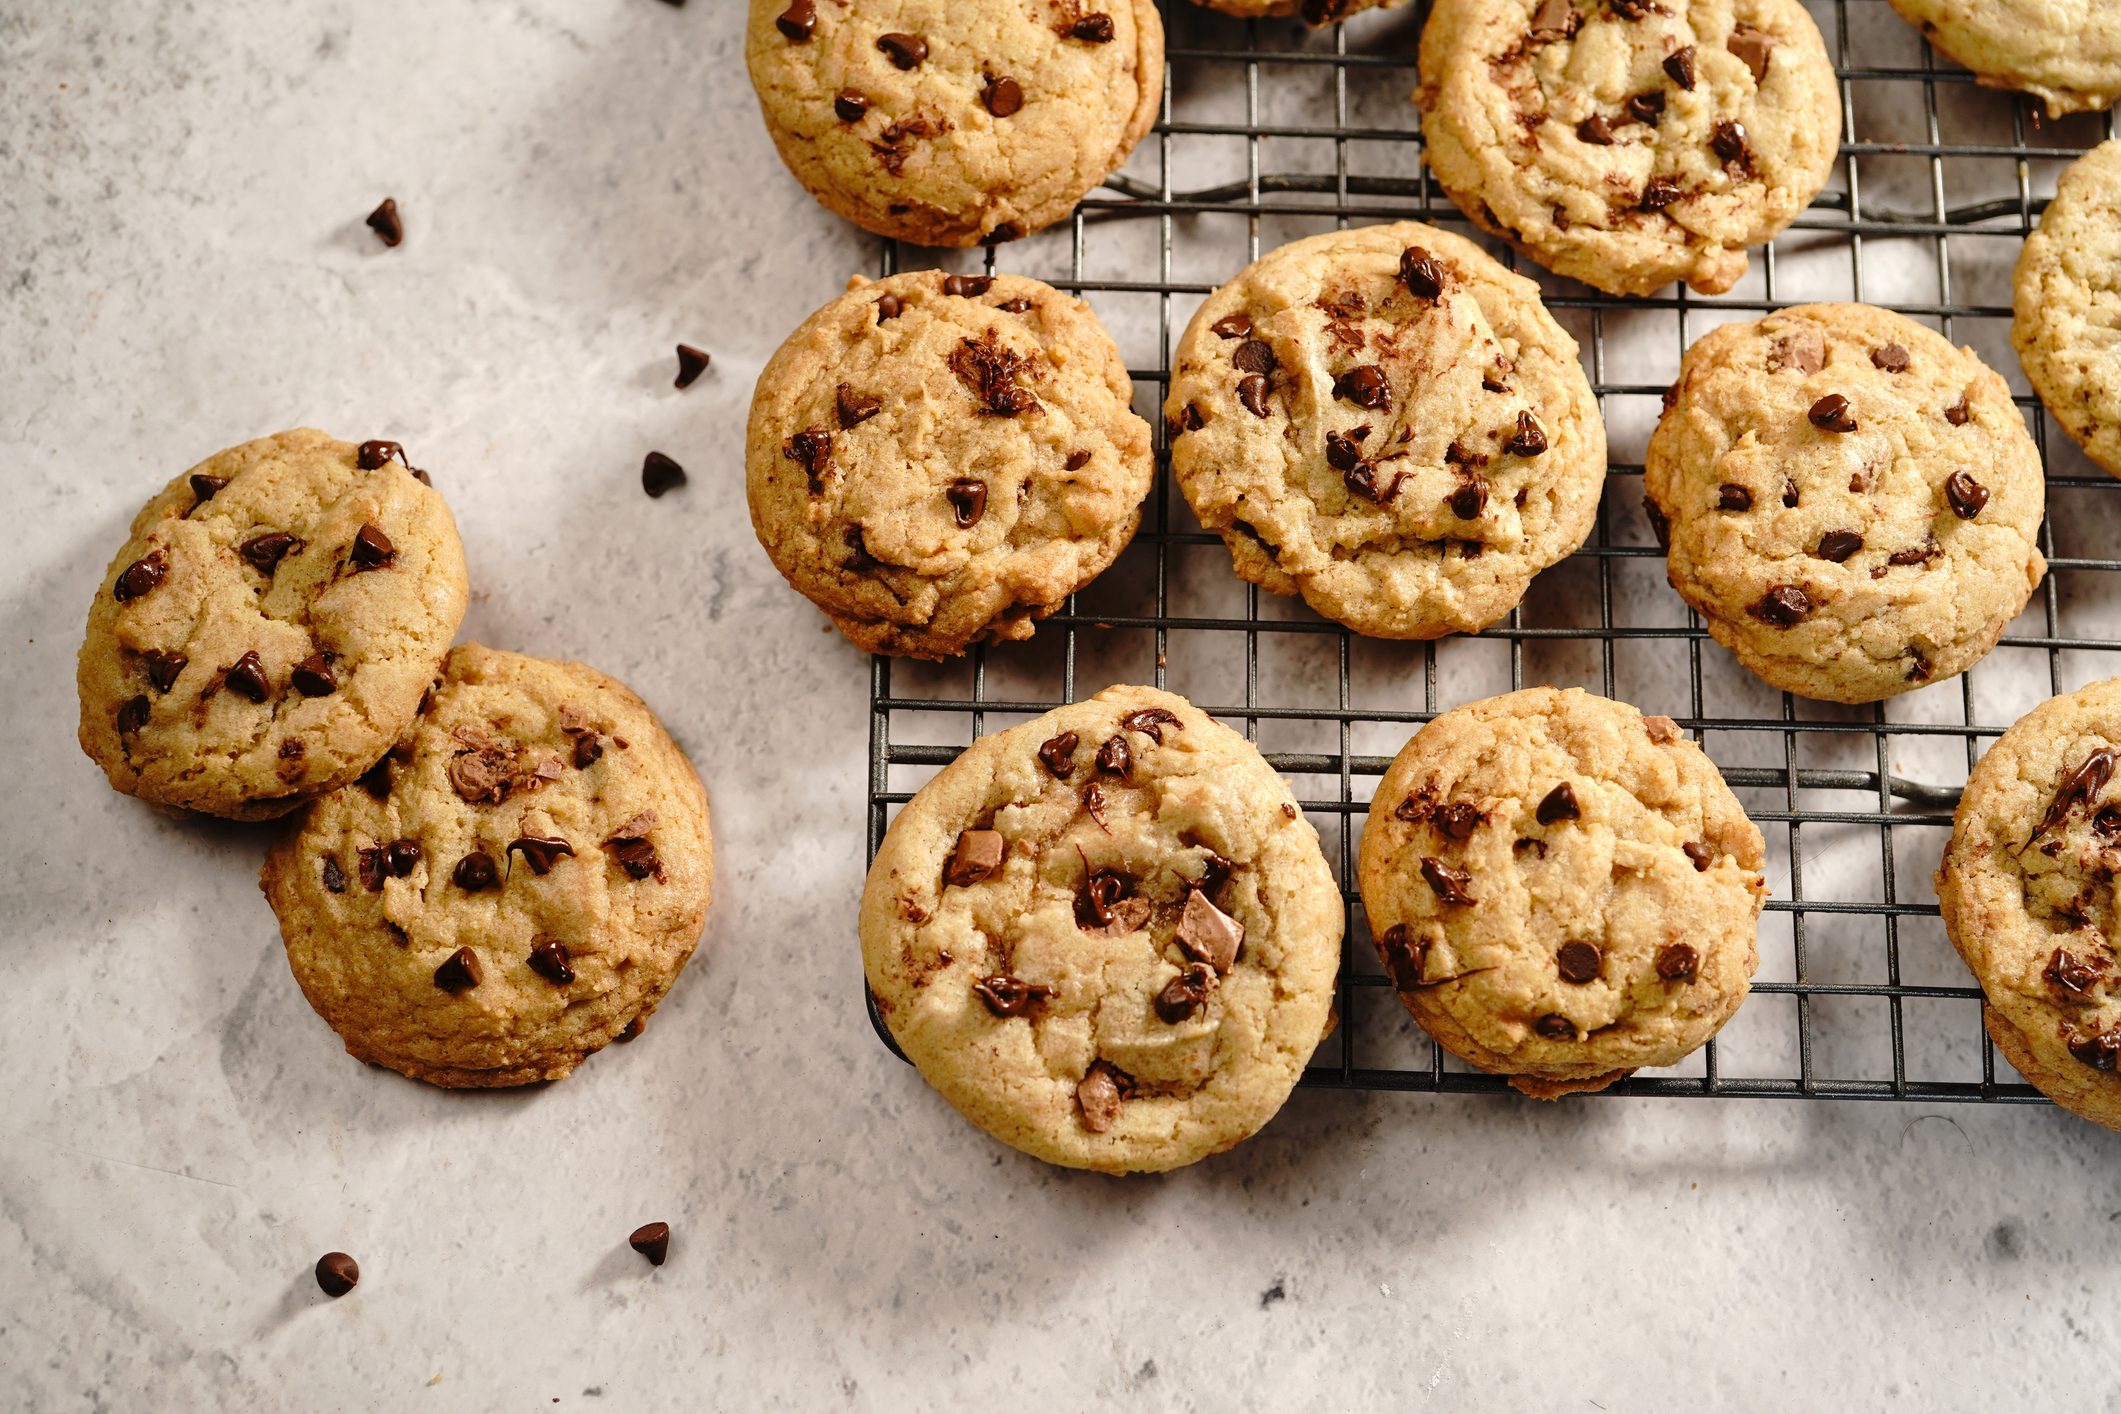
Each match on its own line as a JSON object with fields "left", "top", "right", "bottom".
{"left": 1937, "top": 679, "right": 2121, "bottom": 1131}
{"left": 747, "top": 270, "right": 1154, "bottom": 660}
{"left": 1886, "top": 0, "right": 2121, "bottom": 119}
{"left": 261, "top": 645, "right": 713, "bottom": 1088}
{"left": 1416, "top": 0, "right": 1841, "bottom": 297}
{"left": 1164, "top": 222, "right": 1606, "bottom": 640}
{"left": 1646, "top": 303, "right": 2046, "bottom": 704}
{"left": 743, "top": 0, "right": 1161, "bottom": 248}
{"left": 861, "top": 685, "right": 1342, "bottom": 1173}
{"left": 77, "top": 429, "right": 469, "bottom": 820}
{"left": 2014, "top": 139, "right": 2121, "bottom": 481}
{"left": 1358, "top": 687, "right": 1767, "bottom": 1097}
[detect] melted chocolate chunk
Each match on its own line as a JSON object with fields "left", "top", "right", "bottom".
{"left": 1663, "top": 46, "right": 1697, "bottom": 89}
{"left": 1529, "top": 0, "right": 1575, "bottom": 38}
{"left": 1747, "top": 584, "right": 1813, "bottom": 627}
{"left": 945, "top": 829, "right": 1006, "bottom": 887}
{"left": 1870, "top": 343, "right": 1910, "bottom": 373}
{"left": 974, "top": 974, "right": 1051, "bottom": 1018}
{"left": 365, "top": 198, "right": 402, "bottom": 247}
{"left": 982, "top": 75, "right": 1023, "bottom": 118}
{"left": 526, "top": 940, "right": 575, "bottom": 985}
{"left": 241, "top": 532, "right": 301, "bottom": 573}
{"left": 2067, "top": 1027, "right": 2121, "bottom": 1071}
{"left": 1434, "top": 802, "right": 1483, "bottom": 840}
{"left": 1711, "top": 120, "right": 1750, "bottom": 167}
{"left": 507, "top": 834, "right": 575, "bottom": 875}
{"left": 1081, "top": 780, "right": 1109, "bottom": 829}
{"left": 942, "top": 274, "right": 992, "bottom": 298}
{"left": 1039, "top": 731, "right": 1079, "bottom": 778}
{"left": 2032, "top": 748, "right": 2117, "bottom": 845}
{"left": 1655, "top": 942, "right": 1699, "bottom": 982}
{"left": 876, "top": 32, "right": 927, "bottom": 68}
{"left": 1237, "top": 373, "right": 1272, "bottom": 418}
{"left": 1717, "top": 483, "right": 1752, "bottom": 512}
{"left": 1944, "top": 469, "right": 1988, "bottom": 520}
{"left": 1070, "top": 13, "right": 1115, "bottom": 41}
{"left": 1506, "top": 411, "right": 1547, "bottom": 457}
{"left": 1888, "top": 534, "right": 1942, "bottom": 567}
{"left": 2045, "top": 947, "right": 2100, "bottom": 996}
{"left": 321, "top": 855, "right": 347, "bottom": 894}
{"left": 1782, "top": 478, "right": 1801, "bottom": 508}
{"left": 875, "top": 293, "right": 904, "bottom": 321}
{"left": 1534, "top": 1013, "right": 1577, "bottom": 1041}
{"left": 1154, "top": 963, "right": 1217, "bottom": 1023}
{"left": 1325, "top": 432, "right": 1365, "bottom": 472}
{"left": 349, "top": 523, "right": 396, "bottom": 571}
{"left": 356, "top": 440, "right": 402, "bottom": 471}
{"left": 1537, "top": 782, "right": 1579, "bottom": 825}
{"left": 604, "top": 833, "right": 663, "bottom": 882}
{"left": 1447, "top": 479, "right": 1487, "bottom": 520}
{"left": 1119, "top": 706, "right": 1182, "bottom": 743}
{"left": 1420, "top": 856, "right": 1475, "bottom": 906}
{"left": 453, "top": 851, "right": 497, "bottom": 892}
{"left": 785, "top": 427, "right": 833, "bottom": 492}
{"left": 1096, "top": 734, "right": 1132, "bottom": 778}
{"left": 433, "top": 947, "right": 482, "bottom": 993}
{"left": 1075, "top": 866, "right": 1136, "bottom": 930}
{"left": 113, "top": 550, "right": 168, "bottom": 604}
{"left": 1555, "top": 940, "right": 1602, "bottom": 984}
{"left": 1399, "top": 246, "right": 1446, "bottom": 300}
{"left": 834, "top": 90, "right": 872, "bottom": 123}
{"left": 945, "top": 478, "right": 987, "bottom": 527}
{"left": 948, "top": 334, "right": 1037, "bottom": 415}
{"left": 1640, "top": 175, "right": 1682, "bottom": 210}
{"left": 1816, "top": 529, "right": 1863, "bottom": 563}
{"left": 1333, "top": 365, "right": 1390, "bottom": 409}
{"left": 1808, "top": 393, "right": 1857, "bottom": 433}
{"left": 1065, "top": 449, "right": 1092, "bottom": 471}
{"left": 775, "top": 0, "right": 816, "bottom": 41}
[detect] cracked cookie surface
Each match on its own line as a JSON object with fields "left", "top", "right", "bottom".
{"left": 1937, "top": 678, "right": 2121, "bottom": 1131}
{"left": 262, "top": 645, "right": 713, "bottom": 1088}
{"left": 860, "top": 684, "right": 1342, "bottom": 1173}
{"left": 77, "top": 429, "right": 468, "bottom": 820}
{"left": 1647, "top": 303, "right": 2046, "bottom": 703}
{"left": 744, "top": 0, "right": 1161, "bottom": 247}
{"left": 2014, "top": 139, "right": 2121, "bottom": 481}
{"left": 1887, "top": 0, "right": 2121, "bottom": 118}
{"left": 1163, "top": 222, "right": 1606, "bottom": 639}
{"left": 748, "top": 269, "right": 1154, "bottom": 660}
{"left": 1416, "top": 0, "right": 1841, "bottom": 296}
{"left": 1358, "top": 687, "right": 1767, "bottom": 1096}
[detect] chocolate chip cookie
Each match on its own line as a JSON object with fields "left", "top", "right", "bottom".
{"left": 1646, "top": 303, "right": 2047, "bottom": 703}
{"left": 747, "top": 270, "right": 1155, "bottom": 660}
{"left": 1163, "top": 223, "right": 1606, "bottom": 639}
{"left": 1937, "top": 678, "right": 2121, "bottom": 1131}
{"left": 2014, "top": 139, "right": 2121, "bottom": 480}
{"left": 860, "top": 685, "right": 1343, "bottom": 1173}
{"left": 1417, "top": 0, "right": 1841, "bottom": 296}
{"left": 1887, "top": 0, "right": 2121, "bottom": 118}
{"left": 744, "top": 0, "right": 1161, "bottom": 247}
{"left": 1358, "top": 687, "right": 1767, "bottom": 1097}
{"left": 77, "top": 429, "right": 469, "bottom": 820}
{"left": 260, "top": 645, "right": 714, "bottom": 1088}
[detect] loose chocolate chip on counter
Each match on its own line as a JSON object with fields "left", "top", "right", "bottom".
{"left": 223, "top": 650, "right": 270, "bottom": 703}
{"left": 315, "top": 1252, "right": 359, "bottom": 1298}
{"left": 1639, "top": 176, "right": 1681, "bottom": 211}
{"left": 1534, "top": 1013, "right": 1577, "bottom": 1041}
{"left": 1747, "top": 584, "right": 1813, "bottom": 627}
{"left": 982, "top": 75, "right": 1024, "bottom": 118}
{"left": 1727, "top": 22, "right": 1774, "bottom": 79}
{"left": 945, "top": 829, "right": 1006, "bottom": 887}
{"left": 189, "top": 473, "right": 228, "bottom": 507}
{"left": 1237, "top": 374, "right": 1272, "bottom": 418}
{"left": 1682, "top": 841, "right": 1714, "bottom": 871}
{"left": 1447, "top": 480, "right": 1487, "bottom": 520}
{"left": 1155, "top": 963, "right": 1218, "bottom": 1023}
{"left": 1070, "top": 13, "right": 1115, "bottom": 41}
{"left": 365, "top": 198, "right": 403, "bottom": 248}
{"left": 116, "top": 694, "right": 150, "bottom": 736}
{"left": 1816, "top": 529, "right": 1863, "bottom": 562}
{"left": 433, "top": 947, "right": 482, "bottom": 992}
{"left": 1076, "top": 1062, "right": 1127, "bottom": 1133}
{"left": 942, "top": 274, "right": 992, "bottom": 298}
{"left": 113, "top": 550, "right": 168, "bottom": 604}
{"left": 1096, "top": 734, "right": 1132, "bottom": 778}
{"left": 141, "top": 650, "right": 187, "bottom": 693}
{"left": 1944, "top": 392, "right": 1972, "bottom": 425}
{"left": 2068, "top": 1027, "right": 2121, "bottom": 1071}
{"left": 1211, "top": 312, "right": 1252, "bottom": 340}
{"left": 877, "top": 32, "right": 928, "bottom": 68}
{"left": 507, "top": 835, "right": 576, "bottom": 875}
{"left": 1869, "top": 343, "right": 1910, "bottom": 373}
{"left": 1663, "top": 46, "right": 1698, "bottom": 88}
{"left": 1576, "top": 114, "right": 1615, "bottom": 145}
{"left": 1176, "top": 890, "right": 1245, "bottom": 974}
{"left": 1625, "top": 91, "right": 1666, "bottom": 125}
{"left": 1808, "top": 393, "right": 1857, "bottom": 433}
{"left": 1420, "top": 856, "right": 1475, "bottom": 906}
{"left": 1655, "top": 942, "right": 1699, "bottom": 982}
{"left": 1120, "top": 707, "right": 1183, "bottom": 742}
{"left": 1039, "top": 731, "right": 1079, "bottom": 778}
{"left": 1537, "top": 782, "right": 1579, "bottom": 825}
{"left": 775, "top": 0, "right": 816, "bottom": 40}
{"left": 1944, "top": 470, "right": 1988, "bottom": 520}
{"left": 1717, "top": 483, "right": 1752, "bottom": 512}
{"left": 629, "top": 1222, "right": 671, "bottom": 1267}
{"left": 1333, "top": 365, "right": 1390, "bottom": 409}
{"left": 2046, "top": 947, "right": 2099, "bottom": 995}
{"left": 349, "top": 523, "right": 396, "bottom": 570}
{"left": 290, "top": 652, "right": 339, "bottom": 697}
{"left": 527, "top": 940, "right": 576, "bottom": 985}
{"left": 241, "top": 532, "right": 301, "bottom": 573}
{"left": 945, "top": 478, "right": 988, "bottom": 528}
{"left": 1506, "top": 411, "right": 1547, "bottom": 457}
{"left": 833, "top": 89, "right": 872, "bottom": 123}
{"left": 1233, "top": 339, "right": 1277, "bottom": 375}
{"left": 973, "top": 973, "right": 1052, "bottom": 1017}
{"left": 452, "top": 851, "right": 497, "bottom": 892}
{"left": 1399, "top": 245, "right": 1446, "bottom": 300}
{"left": 836, "top": 384, "right": 882, "bottom": 429}
{"left": 674, "top": 344, "right": 712, "bottom": 388}
{"left": 1710, "top": 120, "right": 1750, "bottom": 166}
{"left": 1555, "top": 940, "right": 1602, "bottom": 984}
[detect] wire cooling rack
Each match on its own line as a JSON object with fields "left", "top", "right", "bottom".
{"left": 862, "top": 0, "right": 2121, "bottom": 1104}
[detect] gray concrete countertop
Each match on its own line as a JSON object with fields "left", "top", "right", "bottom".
{"left": 3, "top": 2, "right": 2115, "bottom": 1409}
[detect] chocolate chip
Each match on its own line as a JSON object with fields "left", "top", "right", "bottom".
{"left": 947, "top": 332, "right": 1037, "bottom": 415}
{"left": 1076, "top": 1063, "right": 1126, "bottom": 1132}
{"left": 945, "top": 829, "right": 1005, "bottom": 887}
{"left": 1944, "top": 470, "right": 1988, "bottom": 520}
{"left": 1528, "top": 0, "right": 1574, "bottom": 38}
{"left": 629, "top": 1222, "right": 670, "bottom": 1266}
{"left": 775, "top": 0, "right": 816, "bottom": 41}
{"left": 1398, "top": 246, "right": 1446, "bottom": 300}
{"left": 1064, "top": 449, "right": 1092, "bottom": 472}
{"left": 1640, "top": 175, "right": 1682, "bottom": 211}
{"left": 433, "top": 947, "right": 481, "bottom": 993}
{"left": 1868, "top": 343, "right": 1910, "bottom": 373}
{"left": 1154, "top": 963, "right": 1217, "bottom": 1023}
{"left": 785, "top": 428, "right": 833, "bottom": 493}
{"left": 1176, "top": 890, "right": 1245, "bottom": 974}
{"left": 116, "top": 694, "right": 150, "bottom": 736}
{"left": 1070, "top": 13, "right": 1115, "bottom": 41}
{"left": 604, "top": 833, "right": 663, "bottom": 881}
{"left": 1945, "top": 392, "right": 1972, "bottom": 425}
{"left": 2046, "top": 947, "right": 2099, "bottom": 996}
{"left": 452, "top": 851, "right": 497, "bottom": 892}
{"left": 1781, "top": 478, "right": 1801, "bottom": 509}
{"left": 569, "top": 731, "right": 603, "bottom": 769}
{"left": 1233, "top": 339, "right": 1277, "bottom": 375}
{"left": 187, "top": 473, "right": 229, "bottom": 509}
{"left": 141, "top": 650, "right": 187, "bottom": 693}
{"left": 313, "top": 854, "right": 347, "bottom": 896}
{"left": 875, "top": 294, "right": 903, "bottom": 321}
{"left": 314, "top": 1252, "right": 359, "bottom": 1298}
{"left": 982, "top": 75, "right": 1023, "bottom": 118}
{"left": 527, "top": 940, "right": 575, "bottom": 985}
{"left": 291, "top": 652, "right": 339, "bottom": 696}
{"left": 1096, "top": 734, "right": 1132, "bottom": 778}
{"left": 1211, "top": 312, "right": 1252, "bottom": 340}
{"left": 358, "top": 757, "right": 393, "bottom": 800}
{"left": 2034, "top": 749, "right": 2117, "bottom": 844}
{"left": 1716, "top": 484, "right": 1752, "bottom": 512}
{"left": 1506, "top": 411, "right": 1547, "bottom": 457}
{"left": 1663, "top": 46, "right": 1697, "bottom": 88}
{"left": 1179, "top": 402, "right": 1206, "bottom": 431}
{"left": 1682, "top": 841, "right": 1716, "bottom": 872}
{"left": 507, "top": 835, "right": 575, "bottom": 875}
{"left": 1727, "top": 23, "right": 1774, "bottom": 80}
{"left": 833, "top": 89, "right": 872, "bottom": 124}
{"left": 1075, "top": 865, "right": 1133, "bottom": 929}
{"left": 1655, "top": 942, "right": 1699, "bottom": 982}
{"left": 349, "top": 523, "right": 396, "bottom": 571}
{"left": 996, "top": 298, "right": 1034, "bottom": 316}
{"left": 974, "top": 974, "right": 1052, "bottom": 1018}
{"left": 1816, "top": 529, "right": 1863, "bottom": 562}
{"left": 113, "top": 550, "right": 168, "bottom": 604}
{"left": 1643, "top": 496, "right": 1671, "bottom": 550}
{"left": 827, "top": 384, "right": 882, "bottom": 433}
{"left": 1534, "top": 1013, "right": 1576, "bottom": 1040}
{"left": 876, "top": 32, "right": 927, "bottom": 68}
{"left": 1039, "top": 731, "right": 1078, "bottom": 778}
{"left": 942, "top": 274, "right": 992, "bottom": 299}
{"left": 365, "top": 198, "right": 402, "bottom": 248}
{"left": 1447, "top": 480, "right": 1487, "bottom": 520}
{"left": 1325, "top": 432, "right": 1365, "bottom": 472}
{"left": 1710, "top": 120, "right": 1750, "bottom": 166}
{"left": 1748, "top": 586, "right": 1814, "bottom": 627}
{"left": 1420, "top": 856, "right": 1475, "bottom": 906}
{"left": 355, "top": 440, "right": 401, "bottom": 472}
{"left": 222, "top": 650, "right": 269, "bottom": 703}
{"left": 377, "top": 839, "right": 418, "bottom": 879}
{"left": 1237, "top": 374, "right": 1272, "bottom": 418}
{"left": 1625, "top": 90, "right": 1665, "bottom": 125}
{"left": 1887, "top": 534, "right": 1942, "bottom": 567}
{"left": 1333, "top": 365, "right": 1390, "bottom": 409}
{"left": 1431, "top": 802, "right": 1481, "bottom": 840}
{"left": 1377, "top": 923, "right": 1427, "bottom": 989}
{"left": 2068, "top": 1028, "right": 2121, "bottom": 1071}
{"left": 1082, "top": 780, "right": 1109, "bottom": 828}
{"left": 1555, "top": 940, "right": 1602, "bottom": 983}
{"left": 2096, "top": 804, "right": 2121, "bottom": 838}
{"left": 1768, "top": 327, "right": 1826, "bottom": 375}
{"left": 1119, "top": 707, "right": 1182, "bottom": 743}
{"left": 241, "top": 532, "right": 300, "bottom": 573}
{"left": 1576, "top": 114, "right": 1615, "bottom": 145}
{"left": 1537, "top": 782, "right": 1579, "bottom": 825}
{"left": 1808, "top": 393, "right": 1857, "bottom": 433}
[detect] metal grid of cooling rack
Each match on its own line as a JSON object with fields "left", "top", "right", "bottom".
{"left": 863, "top": 0, "right": 2121, "bottom": 1104}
